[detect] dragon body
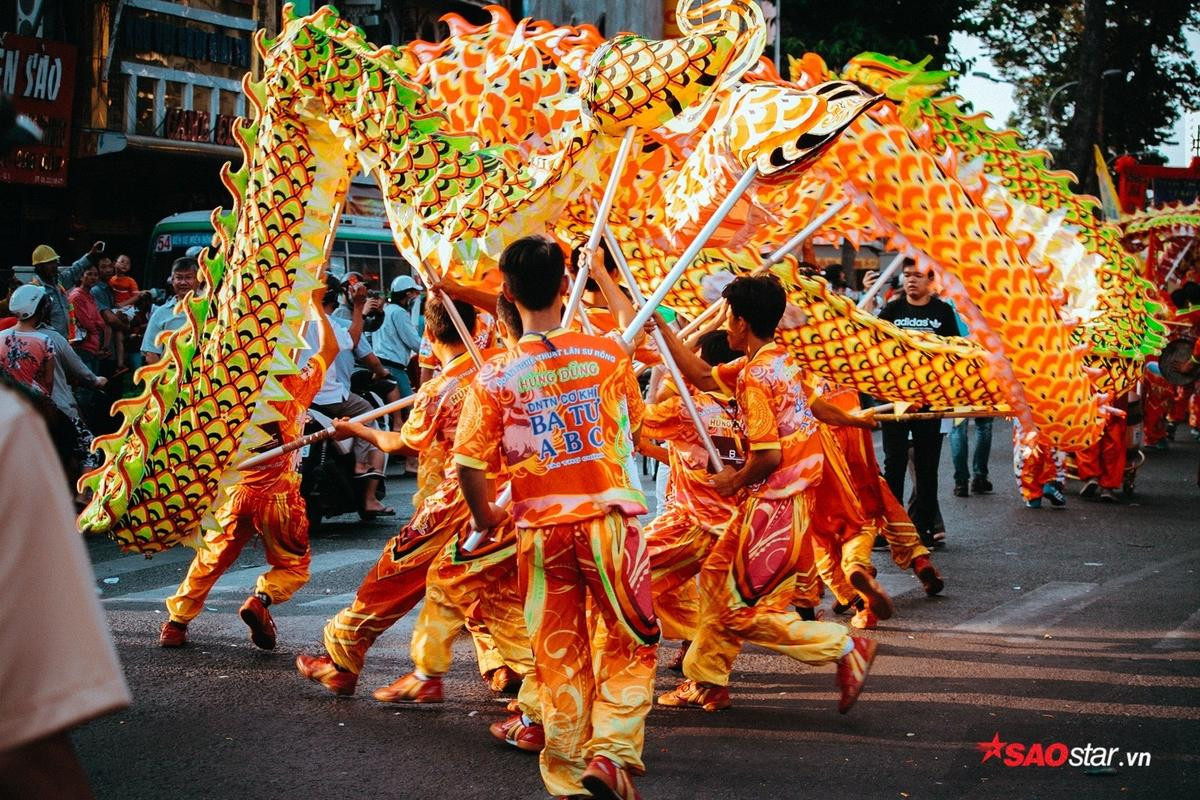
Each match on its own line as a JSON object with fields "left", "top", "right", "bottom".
{"left": 82, "top": 2, "right": 1162, "bottom": 552}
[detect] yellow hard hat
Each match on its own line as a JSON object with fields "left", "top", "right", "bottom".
{"left": 31, "top": 244, "right": 60, "bottom": 265}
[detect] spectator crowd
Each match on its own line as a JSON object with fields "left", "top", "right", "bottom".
{"left": 0, "top": 242, "right": 429, "bottom": 513}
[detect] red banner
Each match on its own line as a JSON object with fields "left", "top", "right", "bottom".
{"left": 0, "top": 33, "right": 77, "bottom": 187}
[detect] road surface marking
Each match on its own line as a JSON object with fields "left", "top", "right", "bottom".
{"left": 1154, "top": 607, "right": 1200, "bottom": 650}
{"left": 91, "top": 547, "right": 195, "bottom": 579}
{"left": 953, "top": 581, "right": 1098, "bottom": 634}
{"left": 102, "top": 549, "right": 379, "bottom": 604}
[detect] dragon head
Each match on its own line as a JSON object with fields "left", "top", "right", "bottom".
{"left": 841, "top": 52, "right": 953, "bottom": 104}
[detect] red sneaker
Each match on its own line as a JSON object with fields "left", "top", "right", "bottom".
{"left": 847, "top": 565, "right": 894, "bottom": 620}
{"left": 239, "top": 595, "right": 276, "bottom": 650}
{"left": 850, "top": 608, "right": 878, "bottom": 630}
{"left": 912, "top": 555, "right": 944, "bottom": 596}
{"left": 484, "top": 665, "right": 523, "bottom": 694}
{"left": 296, "top": 653, "right": 358, "bottom": 696}
{"left": 656, "top": 679, "right": 731, "bottom": 711}
{"left": 372, "top": 672, "right": 444, "bottom": 704}
{"left": 489, "top": 713, "right": 545, "bottom": 752}
{"left": 582, "top": 756, "right": 642, "bottom": 800}
{"left": 836, "top": 635, "right": 878, "bottom": 714}
{"left": 159, "top": 620, "right": 187, "bottom": 648}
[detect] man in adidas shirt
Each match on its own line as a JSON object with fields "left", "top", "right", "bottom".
{"left": 878, "top": 261, "right": 959, "bottom": 548}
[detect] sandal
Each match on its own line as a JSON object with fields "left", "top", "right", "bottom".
{"left": 360, "top": 507, "right": 396, "bottom": 519}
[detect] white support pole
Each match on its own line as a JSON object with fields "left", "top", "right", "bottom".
{"left": 676, "top": 191, "right": 846, "bottom": 338}
{"left": 857, "top": 251, "right": 906, "bottom": 309}
{"left": 622, "top": 163, "right": 761, "bottom": 345}
{"left": 233, "top": 393, "right": 418, "bottom": 471}
{"left": 604, "top": 224, "right": 725, "bottom": 471}
{"left": 562, "top": 127, "right": 638, "bottom": 327}
{"left": 409, "top": 261, "right": 485, "bottom": 369}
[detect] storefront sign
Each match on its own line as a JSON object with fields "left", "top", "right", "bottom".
{"left": 163, "top": 106, "right": 243, "bottom": 147}
{"left": 122, "top": 14, "right": 251, "bottom": 69}
{"left": 0, "top": 33, "right": 76, "bottom": 186}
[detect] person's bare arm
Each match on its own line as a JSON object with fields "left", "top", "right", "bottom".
{"left": 361, "top": 352, "right": 390, "bottom": 381}
{"left": 436, "top": 274, "right": 499, "bottom": 313}
{"left": 456, "top": 463, "right": 507, "bottom": 532}
{"left": 652, "top": 317, "right": 718, "bottom": 392}
{"left": 99, "top": 308, "right": 127, "bottom": 332}
{"left": 709, "top": 448, "right": 782, "bottom": 497}
{"left": 810, "top": 396, "right": 879, "bottom": 429}
{"left": 346, "top": 284, "right": 367, "bottom": 347}
{"left": 331, "top": 419, "right": 415, "bottom": 456}
{"left": 587, "top": 249, "right": 642, "bottom": 346}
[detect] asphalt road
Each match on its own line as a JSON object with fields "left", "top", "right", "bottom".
{"left": 76, "top": 422, "right": 1200, "bottom": 799}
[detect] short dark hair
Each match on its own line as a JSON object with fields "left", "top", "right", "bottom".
{"left": 171, "top": 257, "right": 198, "bottom": 275}
{"left": 424, "top": 294, "right": 477, "bottom": 347}
{"left": 323, "top": 274, "right": 341, "bottom": 308}
{"left": 495, "top": 293, "right": 522, "bottom": 338}
{"left": 697, "top": 329, "right": 742, "bottom": 366}
{"left": 722, "top": 275, "right": 786, "bottom": 339}
{"left": 500, "top": 235, "right": 564, "bottom": 311}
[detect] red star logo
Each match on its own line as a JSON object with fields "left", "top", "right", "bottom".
{"left": 977, "top": 732, "right": 1005, "bottom": 763}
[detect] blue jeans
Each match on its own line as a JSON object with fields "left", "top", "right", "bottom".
{"left": 949, "top": 417, "right": 992, "bottom": 483}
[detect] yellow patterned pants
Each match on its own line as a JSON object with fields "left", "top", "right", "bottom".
{"left": 644, "top": 504, "right": 723, "bottom": 641}
{"left": 166, "top": 478, "right": 310, "bottom": 624}
{"left": 519, "top": 512, "right": 659, "bottom": 797}
{"left": 323, "top": 479, "right": 467, "bottom": 674}
{"left": 685, "top": 492, "right": 849, "bottom": 687}
{"left": 410, "top": 526, "right": 542, "bottom": 721}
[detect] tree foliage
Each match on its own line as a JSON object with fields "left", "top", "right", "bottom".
{"left": 778, "top": 0, "right": 974, "bottom": 76}
{"left": 967, "top": 0, "right": 1200, "bottom": 161}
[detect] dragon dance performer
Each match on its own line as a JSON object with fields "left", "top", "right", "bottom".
{"left": 159, "top": 282, "right": 339, "bottom": 650}
{"left": 379, "top": 295, "right": 546, "bottom": 749}
{"left": 652, "top": 274, "right": 879, "bottom": 715}
{"left": 637, "top": 330, "right": 742, "bottom": 671}
{"left": 1076, "top": 395, "right": 1130, "bottom": 503}
{"left": 795, "top": 380, "right": 943, "bottom": 630}
{"left": 295, "top": 296, "right": 506, "bottom": 696}
{"left": 454, "top": 235, "right": 658, "bottom": 800}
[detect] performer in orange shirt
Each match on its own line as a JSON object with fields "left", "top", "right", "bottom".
{"left": 454, "top": 235, "right": 657, "bottom": 800}
{"left": 796, "top": 380, "right": 942, "bottom": 630}
{"left": 159, "top": 282, "right": 337, "bottom": 650}
{"left": 654, "top": 274, "right": 879, "bottom": 715}
{"left": 295, "top": 296, "right": 502, "bottom": 696}
{"left": 377, "top": 295, "right": 546, "bottom": 751}
{"left": 638, "top": 330, "right": 742, "bottom": 671}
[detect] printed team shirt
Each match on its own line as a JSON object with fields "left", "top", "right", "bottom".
{"left": 453, "top": 328, "right": 646, "bottom": 527}
{"left": 419, "top": 310, "right": 496, "bottom": 372}
{"left": 711, "top": 342, "right": 823, "bottom": 498}
{"left": 401, "top": 348, "right": 495, "bottom": 481}
{"left": 240, "top": 354, "right": 328, "bottom": 492}
{"left": 641, "top": 386, "right": 739, "bottom": 529}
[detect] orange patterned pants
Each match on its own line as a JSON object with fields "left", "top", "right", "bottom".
{"left": 687, "top": 491, "right": 849, "bottom": 687}
{"left": 644, "top": 505, "right": 724, "bottom": 642}
{"left": 519, "top": 512, "right": 659, "bottom": 797}
{"left": 323, "top": 478, "right": 468, "bottom": 674}
{"left": 410, "top": 524, "right": 542, "bottom": 721}
{"left": 166, "top": 476, "right": 310, "bottom": 624}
